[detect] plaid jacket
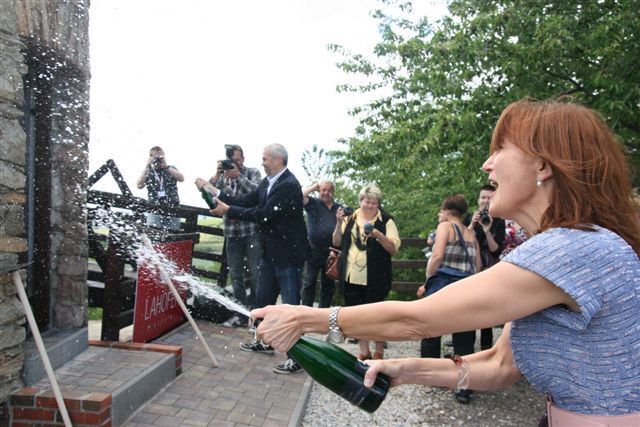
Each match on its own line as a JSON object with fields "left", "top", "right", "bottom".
{"left": 213, "top": 166, "right": 262, "bottom": 237}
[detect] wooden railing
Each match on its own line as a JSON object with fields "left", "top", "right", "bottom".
{"left": 391, "top": 238, "right": 427, "bottom": 293}
{"left": 87, "top": 160, "right": 227, "bottom": 340}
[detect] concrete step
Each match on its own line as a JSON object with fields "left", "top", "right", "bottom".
{"left": 11, "top": 338, "right": 181, "bottom": 426}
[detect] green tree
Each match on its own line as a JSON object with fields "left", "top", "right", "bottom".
{"left": 330, "top": 0, "right": 640, "bottom": 237}
{"left": 301, "top": 144, "right": 333, "bottom": 183}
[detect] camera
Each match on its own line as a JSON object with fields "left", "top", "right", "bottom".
{"left": 152, "top": 156, "right": 164, "bottom": 166}
{"left": 343, "top": 206, "right": 354, "bottom": 216}
{"left": 220, "top": 159, "right": 235, "bottom": 170}
{"left": 363, "top": 222, "right": 374, "bottom": 235}
{"left": 479, "top": 205, "right": 491, "bottom": 225}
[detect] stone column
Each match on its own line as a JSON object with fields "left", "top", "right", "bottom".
{"left": 0, "top": 0, "right": 28, "bottom": 412}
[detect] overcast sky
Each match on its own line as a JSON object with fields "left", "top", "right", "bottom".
{"left": 89, "top": 0, "right": 448, "bottom": 206}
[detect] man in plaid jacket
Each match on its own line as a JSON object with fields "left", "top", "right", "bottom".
{"left": 209, "top": 144, "right": 262, "bottom": 309}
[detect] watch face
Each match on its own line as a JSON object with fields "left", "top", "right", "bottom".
{"left": 329, "top": 329, "right": 344, "bottom": 343}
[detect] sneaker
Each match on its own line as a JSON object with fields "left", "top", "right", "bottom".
{"left": 239, "top": 340, "right": 274, "bottom": 354}
{"left": 453, "top": 389, "right": 472, "bottom": 404}
{"left": 273, "top": 358, "right": 301, "bottom": 374}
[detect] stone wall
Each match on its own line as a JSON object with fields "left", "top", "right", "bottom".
{"left": 0, "top": 0, "right": 90, "bottom": 414}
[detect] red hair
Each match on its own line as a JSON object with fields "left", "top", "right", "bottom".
{"left": 490, "top": 99, "right": 640, "bottom": 255}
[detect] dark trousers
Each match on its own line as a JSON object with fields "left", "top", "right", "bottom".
{"left": 301, "top": 250, "right": 335, "bottom": 308}
{"left": 480, "top": 327, "right": 493, "bottom": 350}
{"left": 420, "top": 330, "right": 476, "bottom": 358}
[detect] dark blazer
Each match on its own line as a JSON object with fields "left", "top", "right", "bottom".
{"left": 218, "top": 169, "right": 310, "bottom": 267}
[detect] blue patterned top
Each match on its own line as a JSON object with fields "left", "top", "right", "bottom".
{"left": 503, "top": 226, "right": 640, "bottom": 415}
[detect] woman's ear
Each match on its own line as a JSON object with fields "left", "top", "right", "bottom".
{"left": 537, "top": 159, "right": 553, "bottom": 183}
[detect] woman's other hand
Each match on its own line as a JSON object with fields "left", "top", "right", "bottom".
{"left": 416, "top": 284, "right": 426, "bottom": 298}
{"left": 363, "top": 358, "right": 406, "bottom": 388}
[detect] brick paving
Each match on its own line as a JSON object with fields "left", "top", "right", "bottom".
{"left": 123, "top": 321, "right": 312, "bottom": 427}
{"left": 33, "top": 346, "right": 168, "bottom": 393}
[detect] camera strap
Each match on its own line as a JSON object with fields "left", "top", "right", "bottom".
{"left": 152, "top": 168, "right": 165, "bottom": 194}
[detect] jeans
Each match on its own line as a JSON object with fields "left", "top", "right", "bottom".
{"left": 255, "top": 259, "right": 303, "bottom": 308}
{"left": 420, "top": 271, "right": 475, "bottom": 358}
{"left": 302, "top": 250, "right": 335, "bottom": 308}
{"left": 225, "top": 233, "right": 262, "bottom": 309}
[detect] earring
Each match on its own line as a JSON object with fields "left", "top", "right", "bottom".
{"left": 536, "top": 180, "right": 542, "bottom": 187}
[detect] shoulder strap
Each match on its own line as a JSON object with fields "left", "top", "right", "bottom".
{"left": 452, "top": 224, "right": 476, "bottom": 274}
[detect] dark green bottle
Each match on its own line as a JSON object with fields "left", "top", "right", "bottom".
{"left": 200, "top": 188, "right": 217, "bottom": 209}
{"left": 289, "top": 336, "right": 390, "bottom": 413}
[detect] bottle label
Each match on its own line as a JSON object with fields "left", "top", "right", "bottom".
{"left": 340, "top": 376, "right": 370, "bottom": 407}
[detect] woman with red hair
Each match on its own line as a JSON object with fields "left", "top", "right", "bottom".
{"left": 253, "top": 100, "right": 640, "bottom": 425}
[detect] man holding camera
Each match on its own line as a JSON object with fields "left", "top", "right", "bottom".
{"left": 209, "top": 144, "right": 262, "bottom": 309}
{"left": 464, "top": 183, "right": 505, "bottom": 350}
{"left": 137, "top": 146, "right": 184, "bottom": 230}
{"left": 301, "top": 181, "right": 341, "bottom": 308}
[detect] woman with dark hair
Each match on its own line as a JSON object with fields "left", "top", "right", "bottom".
{"left": 416, "top": 194, "right": 481, "bottom": 403}
{"left": 253, "top": 100, "right": 640, "bottom": 425}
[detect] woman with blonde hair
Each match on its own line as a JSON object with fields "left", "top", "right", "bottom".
{"left": 253, "top": 100, "right": 640, "bottom": 425}
{"left": 332, "top": 185, "right": 400, "bottom": 361}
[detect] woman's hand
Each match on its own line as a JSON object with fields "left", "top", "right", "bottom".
{"left": 416, "top": 284, "right": 426, "bottom": 298}
{"left": 251, "top": 305, "right": 307, "bottom": 352}
{"left": 363, "top": 358, "right": 406, "bottom": 388}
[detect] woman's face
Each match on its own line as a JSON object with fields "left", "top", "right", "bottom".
{"left": 482, "top": 140, "right": 539, "bottom": 219}
{"left": 437, "top": 209, "right": 448, "bottom": 222}
{"left": 359, "top": 196, "right": 379, "bottom": 215}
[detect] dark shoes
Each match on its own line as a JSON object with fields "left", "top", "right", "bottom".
{"left": 273, "top": 358, "right": 301, "bottom": 374}
{"left": 454, "top": 389, "right": 473, "bottom": 404}
{"left": 239, "top": 340, "right": 274, "bottom": 354}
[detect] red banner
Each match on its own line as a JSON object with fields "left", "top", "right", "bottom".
{"left": 133, "top": 239, "right": 193, "bottom": 342}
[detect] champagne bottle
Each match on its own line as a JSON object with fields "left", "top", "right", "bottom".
{"left": 200, "top": 188, "right": 217, "bottom": 209}
{"left": 288, "top": 335, "right": 390, "bottom": 413}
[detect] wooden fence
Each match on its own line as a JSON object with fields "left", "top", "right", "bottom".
{"left": 87, "top": 160, "right": 227, "bottom": 340}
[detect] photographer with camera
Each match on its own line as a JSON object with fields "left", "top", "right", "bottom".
{"left": 209, "top": 144, "right": 262, "bottom": 310}
{"left": 332, "top": 185, "right": 400, "bottom": 361}
{"left": 301, "top": 181, "right": 342, "bottom": 309}
{"left": 137, "top": 146, "right": 184, "bottom": 230}
{"left": 464, "top": 183, "right": 505, "bottom": 350}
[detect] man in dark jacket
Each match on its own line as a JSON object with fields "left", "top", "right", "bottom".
{"left": 464, "top": 184, "right": 505, "bottom": 350}
{"left": 195, "top": 143, "right": 309, "bottom": 374}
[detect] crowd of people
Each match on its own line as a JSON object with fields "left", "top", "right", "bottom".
{"left": 138, "top": 98, "right": 640, "bottom": 425}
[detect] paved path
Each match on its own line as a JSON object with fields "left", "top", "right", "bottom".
{"left": 123, "top": 321, "right": 312, "bottom": 427}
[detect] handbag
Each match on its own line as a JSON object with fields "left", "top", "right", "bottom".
{"left": 424, "top": 224, "right": 476, "bottom": 296}
{"left": 325, "top": 247, "right": 342, "bottom": 281}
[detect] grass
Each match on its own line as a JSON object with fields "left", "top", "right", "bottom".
{"left": 88, "top": 307, "right": 102, "bottom": 320}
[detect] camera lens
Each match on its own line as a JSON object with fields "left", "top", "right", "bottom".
{"left": 363, "top": 223, "right": 374, "bottom": 235}
{"left": 343, "top": 206, "right": 353, "bottom": 216}
{"left": 480, "top": 206, "right": 491, "bottom": 225}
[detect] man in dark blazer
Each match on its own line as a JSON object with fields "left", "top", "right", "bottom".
{"left": 195, "top": 143, "right": 309, "bottom": 374}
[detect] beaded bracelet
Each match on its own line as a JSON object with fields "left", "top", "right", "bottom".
{"left": 451, "top": 355, "right": 469, "bottom": 391}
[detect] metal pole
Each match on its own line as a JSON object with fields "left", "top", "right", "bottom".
{"left": 141, "top": 235, "right": 218, "bottom": 367}
{"left": 12, "top": 271, "right": 72, "bottom": 427}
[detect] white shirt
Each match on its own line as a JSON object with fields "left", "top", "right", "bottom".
{"left": 267, "top": 168, "right": 287, "bottom": 195}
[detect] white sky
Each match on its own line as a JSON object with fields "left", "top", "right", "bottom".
{"left": 89, "top": 0, "right": 448, "bottom": 206}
